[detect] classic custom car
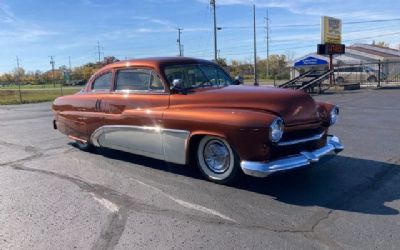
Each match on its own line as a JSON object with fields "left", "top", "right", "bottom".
{"left": 52, "top": 57, "right": 343, "bottom": 184}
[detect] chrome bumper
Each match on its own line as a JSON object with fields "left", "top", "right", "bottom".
{"left": 240, "top": 135, "right": 344, "bottom": 178}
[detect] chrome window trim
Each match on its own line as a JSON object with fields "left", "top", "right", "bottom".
{"left": 276, "top": 132, "right": 324, "bottom": 146}
{"left": 114, "top": 89, "right": 167, "bottom": 95}
{"left": 90, "top": 125, "right": 190, "bottom": 165}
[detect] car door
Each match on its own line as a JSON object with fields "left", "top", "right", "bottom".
{"left": 97, "top": 68, "right": 169, "bottom": 159}
{"left": 67, "top": 71, "right": 112, "bottom": 142}
{"left": 84, "top": 71, "right": 113, "bottom": 138}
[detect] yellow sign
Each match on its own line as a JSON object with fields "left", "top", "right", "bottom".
{"left": 321, "top": 16, "right": 342, "bottom": 44}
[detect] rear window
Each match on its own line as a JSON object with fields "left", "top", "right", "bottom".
{"left": 115, "top": 69, "right": 164, "bottom": 91}
{"left": 92, "top": 72, "right": 112, "bottom": 90}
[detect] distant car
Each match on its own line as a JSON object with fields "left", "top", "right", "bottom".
{"left": 53, "top": 57, "right": 343, "bottom": 184}
{"left": 65, "top": 80, "right": 86, "bottom": 86}
{"left": 334, "top": 66, "right": 385, "bottom": 84}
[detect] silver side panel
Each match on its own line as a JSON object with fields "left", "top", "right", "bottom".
{"left": 90, "top": 125, "right": 190, "bottom": 165}
{"left": 162, "top": 129, "right": 190, "bottom": 165}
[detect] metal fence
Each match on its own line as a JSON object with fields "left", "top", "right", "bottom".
{"left": 332, "top": 60, "right": 400, "bottom": 86}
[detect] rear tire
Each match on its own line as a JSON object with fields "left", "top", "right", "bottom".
{"left": 196, "top": 136, "right": 241, "bottom": 184}
{"left": 336, "top": 77, "right": 344, "bottom": 84}
{"left": 75, "top": 140, "right": 93, "bottom": 151}
{"left": 367, "top": 75, "right": 377, "bottom": 82}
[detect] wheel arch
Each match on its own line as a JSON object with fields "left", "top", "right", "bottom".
{"left": 186, "top": 131, "right": 228, "bottom": 166}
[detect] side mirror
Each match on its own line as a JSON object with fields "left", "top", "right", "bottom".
{"left": 233, "top": 75, "right": 243, "bottom": 85}
{"left": 171, "top": 79, "right": 183, "bottom": 90}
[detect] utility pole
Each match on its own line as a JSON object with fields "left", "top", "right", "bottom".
{"left": 210, "top": 0, "right": 218, "bottom": 61}
{"left": 49, "top": 56, "right": 55, "bottom": 88}
{"left": 177, "top": 28, "right": 183, "bottom": 56}
{"left": 16, "top": 56, "right": 22, "bottom": 103}
{"left": 97, "top": 41, "right": 102, "bottom": 63}
{"left": 253, "top": 4, "right": 258, "bottom": 86}
{"left": 265, "top": 9, "right": 270, "bottom": 78}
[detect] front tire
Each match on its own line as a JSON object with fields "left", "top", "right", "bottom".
{"left": 196, "top": 136, "right": 241, "bottom": 184}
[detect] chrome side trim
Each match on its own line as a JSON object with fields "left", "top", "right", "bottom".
{"left": 241, "top": 135, "right": 344, "bottom": 178}
{"left": 276, "top": 132, "right": 324, "bottom": 146}
{"left": 90, "top": 125, "right": 190, "bottom": 165}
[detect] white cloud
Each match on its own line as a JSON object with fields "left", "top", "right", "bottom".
{"left": 0, "top": 2, "right": 57, "bottom": 43}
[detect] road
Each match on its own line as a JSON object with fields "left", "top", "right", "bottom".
{"left": 0, "top": 88, "right": 399, "bottom": 250}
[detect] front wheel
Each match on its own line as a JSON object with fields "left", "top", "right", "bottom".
{"left": 196, "top": 136, "right": 241, "bottom": 184}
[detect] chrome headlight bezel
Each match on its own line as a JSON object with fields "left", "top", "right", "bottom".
{"left": 269, "top": 117, "right": 284, "bottom": 143}
{"left": 330, "top": 106, "right": 339, "bottom": 125}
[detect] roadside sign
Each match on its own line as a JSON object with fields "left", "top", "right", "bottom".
{"left": 321, "top": 16, "right": 342, "bottom": 44}
{"left": 317, "top": 44, "right": 345, "bottom": 55}
{"left": 294, "top": 56, "right": 328, "bottom": 67}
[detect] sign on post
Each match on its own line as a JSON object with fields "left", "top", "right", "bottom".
{"left": 318, "top": 16, "right": 345, "bottom": 55}
{"left": 318, "top": 16, "right": 345, "bottom": 86}
{"left": 321, "top": 16, "right": 342, "bottom": 44}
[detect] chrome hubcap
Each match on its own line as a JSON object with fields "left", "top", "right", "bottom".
{"left": 203, "top": 140, "right": 230, "bottom": 173}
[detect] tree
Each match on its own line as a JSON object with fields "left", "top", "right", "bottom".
{"left": 102, "top": 56, "right": 119, "bottom": 66}
{"left": 372, "top": 41, "right": 390, "bottom": 48}
{"left": 259, "top": 54, "right": 290, "bottom": 80}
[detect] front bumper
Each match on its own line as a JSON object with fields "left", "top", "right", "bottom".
{"left": 240, "top": 135, "right": 344, "bottom": 178}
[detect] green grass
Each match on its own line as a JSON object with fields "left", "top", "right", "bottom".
{"left": 0, "top": 88, "right": 81, "bottom": 105}
{"left": 0, "top": 83, "right": 77, "bottom": 90}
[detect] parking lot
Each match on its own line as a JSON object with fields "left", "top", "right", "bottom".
{"left": 0, "top": 88, "right": 399, "bottom": 250}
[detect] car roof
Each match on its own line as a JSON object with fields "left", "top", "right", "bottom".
{"left": 100, "top": 57, "right": 214, "bottom": 71}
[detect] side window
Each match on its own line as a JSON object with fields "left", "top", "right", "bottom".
{"left": 200, "top": 65, "right": 232, "bottom": 85}
{"left": 116, "top": 69, "right": 164, "bottom": 91}
{"left": 92, "top": 72, "right": 112, "bottom": 90}
{"left": 165, "top": 65, "right": 208, "bottom": 89}
{"left": 150, "top": 73, "right": 165, "bottom": 90}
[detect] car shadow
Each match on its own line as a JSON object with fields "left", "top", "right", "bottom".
{"left": 86, "top": 146, "right": 400, "bottom": 216}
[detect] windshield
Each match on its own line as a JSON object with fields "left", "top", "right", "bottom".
{"left": 164, "top": 64, "right": 233, "bottom": 89}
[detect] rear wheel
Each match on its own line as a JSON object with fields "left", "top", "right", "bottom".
{"left": 196, "top": 136, "right": 241, "bottom": 184}
{"left": 336, "top": 77, "right": 344, "bottom": 84}
{"left": 367, "top": 75, "right": 377, "bottom": 82}
{"left": 75, "top": 140, "right": 93, "bottom": 151}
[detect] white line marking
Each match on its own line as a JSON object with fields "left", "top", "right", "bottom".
{"left": 91, "top": 195, "right": 119, "bottom": 213}
{"left": 133, "top": 179, "right": 236, "bottom": 222}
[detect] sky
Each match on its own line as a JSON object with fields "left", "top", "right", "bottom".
{"left": 0, "top": 0, "right": 399, "bottom": 73}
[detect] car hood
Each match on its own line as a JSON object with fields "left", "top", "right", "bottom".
{"left": 170, "top": 85, "right": 320, "bottom": 126}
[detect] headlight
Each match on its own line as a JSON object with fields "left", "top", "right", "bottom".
{"left": 270, "top": 118, "right": 284, "bottom": 143}
{"left": 330, "top": 106, "right": 339, "bottom": 125}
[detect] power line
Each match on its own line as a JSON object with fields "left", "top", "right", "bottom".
{"left": 221, "top": 17, "right": 400, "bottom": 30}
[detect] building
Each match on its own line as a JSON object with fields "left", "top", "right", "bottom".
{"left": 292, "top": 44, "right": 400, "bottom": 81}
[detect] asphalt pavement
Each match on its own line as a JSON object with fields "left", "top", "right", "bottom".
{"left": 0, "top": 88, "right": 399, "bottom": 250}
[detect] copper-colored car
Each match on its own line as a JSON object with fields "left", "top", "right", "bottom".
{"left": 52, "top": 57, "right": 343, "bottom": 184}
